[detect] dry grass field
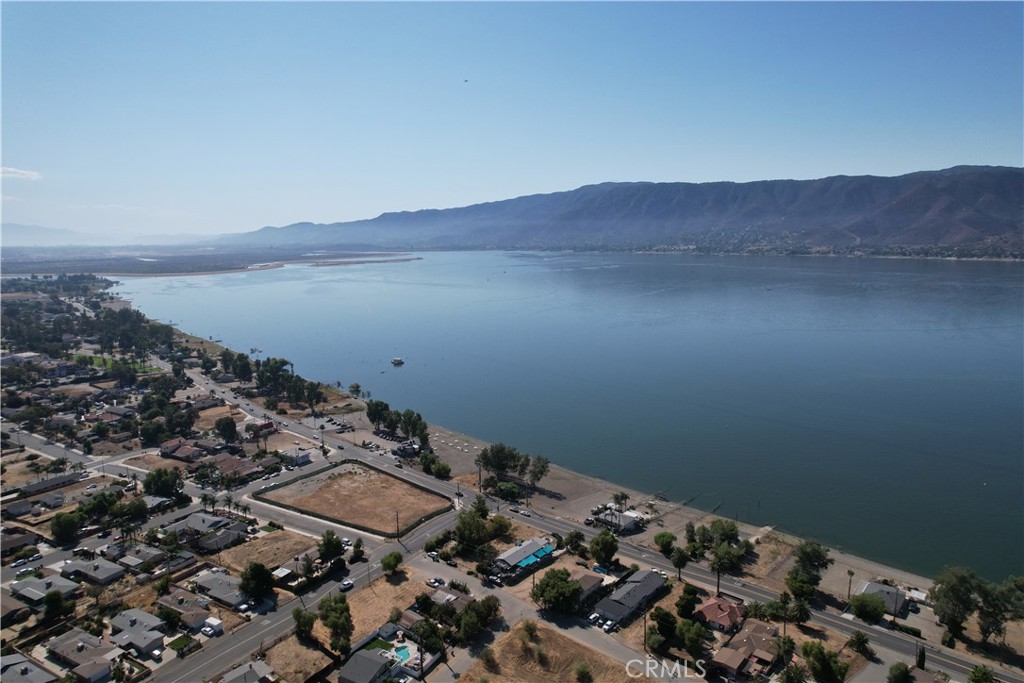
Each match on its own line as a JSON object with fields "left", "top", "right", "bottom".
{"left": 1, "top": 453, "right": 56, "bottom": 487}
{"left": 215, "top": 529, "right": 317, "bottom": 575}
{"left": 265, "top": 635, "right": 332, "bottom": 683}
{"left": 462, "top": 621, "right": 633, "bottom": 683}
{"left": 195, "top": 405, "right": 241, "bottom": 431}
{"left": 310, "top": 568, "right": 428, "bottom": 649}
{"left": 265, "top": 463, "right": 450, "bottom": 534}
{"left": 124, "top": 453, "right": 187, "bottom": 474}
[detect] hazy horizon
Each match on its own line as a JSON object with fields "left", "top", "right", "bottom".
{"left": 3, "top": 2, "right": 1022, "bottom": 241}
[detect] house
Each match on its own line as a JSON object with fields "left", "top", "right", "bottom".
{"left": 337, "top": 649, "right": 394, "bottom": 683}
{"left": 142, "top": 495, "right": 173, "bottom": 513}
{"left": 594, "top": 509, "right": 642, "bottom": 534}
{"left": 10, "top": 576, "right": 80, "bottom": 606}
{"left": 492, "top": 536, "right": 555, "bottom": 578}
{"left": 156, "top": 589, "right": 211, "bottom": 631}
{"left": 160, "top": 437, "right": 187, "bottom": 458}
{"left": 109, "top": 609, "right": 165, "bottom": 658}
{"left": 428, "top": 588, "right": 474, "bottom": 614}
{"left": 0, "top": 590, "right": 32, "bottom": 626}
{"left": 18, "top": 473, "right": 81, "bottom": 497}
{"left": 395, "top": 610, "right": 424, "bottom": 632}
{"left": 696, "top": 596, "right": 744, "bottom": 633}
{"left": 278, "top": 448, "right": 312, "bottom": 466}
{"left": 1, "top": 528, "right": 39, "bottom": 554}
{"left": 594, "top": 570, "right": 665, "bottom": 624}
{"left": 2, "top": 501, "right": 33, "bottom": 519}
{"left": 1, "top": 653, "right": 58, "bottom": 683}
{"left": 116, "top": 544, "right": 166, "bottom": 573}
{"left": 856, "top": 580, "right": 906, "bottom": 616}
{"left": 711, "top": 619, "right": 778, "bottom": 678}
{"left": 209, "top": 453, "right": 263, "bottom": 480}
{"left": 165, "top": 511, "right": 232, "bottom": 536}
{"left": 194, "top": 573, "right": 249, "bottom": 610}
{"left": 36, "top": 492, "right": 65, "bottom": 510}
{"left": 570, "top": 570, "right": 605, "bottom": 604}
{"left": 46, "top": 628, "right": 121, "bottom": 683}
{"left": 61, "top": 558, "right": 125, "bottom": 585}
{"left": 272, "top": 548, "right": 320, "bottom": 585}
{"left": 220, "top": 660, "right": 276, "bottom": 683}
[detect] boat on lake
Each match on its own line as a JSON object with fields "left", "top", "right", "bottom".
{"left": 391, "top": 357, "right": 405, "bottom": 366}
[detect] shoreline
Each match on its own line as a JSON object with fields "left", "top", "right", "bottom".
{"left": 105, "top": 289, "right": 943, "bottom": 596}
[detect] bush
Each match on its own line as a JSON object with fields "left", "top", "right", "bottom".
{"left": 892, "top": 622, "right": 923, "bottom": 638}
{"left": 481, "top": 647, "right": 499, "bottom": 673}
{"left": 575, "top": 662, "right": 593, "bottom": 683}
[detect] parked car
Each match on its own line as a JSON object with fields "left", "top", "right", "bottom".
{"left": 16, "top": 567, "right": 33, "bottom": 577}
{"left": 588, "top": 613, "right": 601, "bottom": 624}
{"left": 584, "top": 517, "right": 595, "bottom": 526}
{"left": 28, "top": 553, "right": 41, "bottom": 562}
{"left": 445, "top": 559, "right": 458, "bottom": 567}
{"left": 518, "top": 509, "right": 531, "bottom": 517}
{"left": 86, "top": 484, "right": 97, "bottom": 490}
{"left": 11, "top": 558, "right": 27, "bottom": 567}
{"left": 427, "top": 551, "right": 438, "bottom": 559}
{"left": 602, "top": 621, "right": 617, "bottom": 633}
{"left": 340, "top": 579, "right": 354, "bottom": 591}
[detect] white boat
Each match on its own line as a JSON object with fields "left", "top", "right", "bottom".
{"left": 391, "top": 358, "right": 405, "bottom": 366}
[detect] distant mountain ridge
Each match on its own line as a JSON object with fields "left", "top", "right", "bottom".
{"left": 221, "top": 166, "right": 1024, "bottom": 257}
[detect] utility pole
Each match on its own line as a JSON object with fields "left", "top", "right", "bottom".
{"left": 395, "top": 511, "right": 400, "bottom": 541}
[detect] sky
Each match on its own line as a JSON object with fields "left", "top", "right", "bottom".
{"left": 2, "top": 2, "right": 1022, "bottom": 241}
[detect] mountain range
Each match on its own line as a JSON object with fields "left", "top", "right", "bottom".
{"left": 219, "top": 166, "right": 1024, "bottom": 257}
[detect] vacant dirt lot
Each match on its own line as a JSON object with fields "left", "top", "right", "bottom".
{"left": 215, "top": 529, "right": 317, "bottom": 575}
{"left": 195, "top": 405, "right": 241, "bottom": 431}
{"left": 124, "top": 453, "right": 187, "bottom": 474}
{"left": 266, "top": 635, "right": 332, "bottom": 683}
{"left": 462, "top": 621, "right": 633, "bottom": 683}
{"left": 1, "top": 453, "right": 56, "bottom": 487}
{"left": 265, "top": 463, "right": 450, "bottom": 534}
{"left": 310, "top": 568, "right": 427, "bottom": 648}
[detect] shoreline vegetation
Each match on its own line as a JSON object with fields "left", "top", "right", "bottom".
{"left": 1, "top": 247, "right": 1020, "bottom": 278}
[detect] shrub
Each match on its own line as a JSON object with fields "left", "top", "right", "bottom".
{"left": 575, "top": 662, "right": 593, "bottom": 683}
{"left": 481, "top": 647, "right": 499, "bottom": 672}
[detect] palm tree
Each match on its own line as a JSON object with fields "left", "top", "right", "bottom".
{"left": 671, "top": 546, "right": 688, "bottom": 579}
{"left": 847, "top": 630, "right": 872, "bottom": 657}
{"left": 746, "top": 601, "right": 768, "bottom": 621}
{"left": 779, "top": 663, "right": 809, "bottom": 683}
{"left": 788, "top": 599, "right": 811, "bottom": 629}
{"left": 240, "top": 503, "right": 251, "bottom": 521}
{"left": 847, "top": 569, "right": 855, "bottom": 602}
{"left": 773, "top": 634, "right": 796, "bottom": 663}
{"left": 223, "top": 493, "right": 234, "bottom": 514}
{"left": 613, "top": 491, "right": 630, "bottom": 512}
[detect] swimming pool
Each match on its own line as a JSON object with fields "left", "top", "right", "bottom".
{"left": 395, "top": 645, "right": 411, "bottom": 663}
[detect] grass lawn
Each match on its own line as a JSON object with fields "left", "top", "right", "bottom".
{"left": 169, "top": 634, "right": 198, "bottom": 652}
{"left": 364, "top": 638, "right": 393, "bottom": 651}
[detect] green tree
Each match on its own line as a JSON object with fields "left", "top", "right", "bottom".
{"left": 527, "top": 455, "right": 550, "bottom": 495}
{"left": 51, "top": 511, "right": 83, "bottom": 544}
{"left": 293, "top": 607, "right": 316, "bottom": 638}
{"left": 471, "top": 495, "right": 490, "bottom": 519}
{"left": 318, "top": 530, "right": 344, "bottom": 562}
{"left": 381, "top": 551, "right": 403, "bottom": 575}
{"left": 143, "top": 467, "right": 183, "bottom": 497}
{"left": 651, "top": 606, "right": 677, "bottom": 638}
{"left": 779, "top": 663, "right": 810, "bottom": 683}
{"left": 788, "top": 599, "right": 811, "bottom": 628}
{"left": 566, "top": 530, "right": 586, "bottom": 553}
{"left": 455, "top": 509, "right": 489, "bottom": 548}
{"left": 976, "top": 579, "right": 1011, "bottom": 643}
{"left": 929, "top": 567, "right": 979, "bottom": 637}
{"left": 43, "top": 590, "right": 73, "bottom": 622}
{"left": 847, "top": 630, "right": 872, "bottom": 657}
{"left": 240, "top": 562, "right": 275, "bottom": 602}
{"left": 475, "top": 443, "right": 529, "bottom": 481}
{"left": 214, "top": 416, "right": 238, "bottom": 443}
{"left": 850, "top": 592, "right": 887, "bottom": 624}
{"left": 589, "top": 529, "right": 618, "bottom": 566}
{"left": 319, "top": 592, "right": 353, "bottom": 644}
{"left": 613, "top": 491, "right": 630, "bottom": 512}
{"left": 531, "top": 568, "right": 582, "bottom": 612}
{"left": 670, "top": 546, "right": 689, "bottom": 579}
{"left": 675, "top": 584, "right": 700, "bottom": 619}
{"left": 708, "top": 541, "right": 742, "bottom": 595}
{"left": 675, "top": 618, "right": 709, "bottom": 658}
{"left": 350, "top": 538, "right": 365, "bottom": 563}
{"left": 646, "top": 626, "right": 666, "bottom": 652}
{"left": 653, "top": 531, "right": 677, "bottom": 554}
{"left": 967, "top": 666, "right": 996, "bottom": 683}
{"left": 887, "top": 662, "right": 912, "bottom": 683}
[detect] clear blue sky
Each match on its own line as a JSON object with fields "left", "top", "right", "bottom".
{"left": 3, "top": 2, "right": 1022, "bottom": 240}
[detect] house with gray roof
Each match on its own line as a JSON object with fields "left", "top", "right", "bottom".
{"left": 594, "top": 569, "right": 665, "bottom": 624}
{"left": 156, "top": 589, "right": 211, "bottom": 631}
{"left": 46, "top": 628, "right": 121, "bottom": 683}
{"left": 165, "top": 511, "right": 230, "bottom": 536}
{"left": 116, "top": 544, "right": 166, "bottom": 573}
{"left": 1, "top": 590, "right": 32, "bottom": 626}
{"left": 10, "top": 576, "right": 79, "bottom": 606}
{"left": 194, "top": 573, "right": 248, "bottom": 610}
{"left": 337, "top": 650, "right": 393, "bottom": 683}
{"left": 109, "top": 609, "right": 165, "bottom": 659}
{"left": 19, "top": 473, "right": 81, "bottom": 497}
{"left": 61, "top": 557, "right": 125, "bottom": 585}
{"left": 220, "top": 659, "right": 276, "bottom": 683}
{"left": 1, "top": 653, "right": 58, "bottom": 683}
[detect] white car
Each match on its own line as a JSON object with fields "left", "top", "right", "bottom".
{"left": 603, "top": 621, "right": 616, "bottom": 633}
{"left": 340, "top": 579, "right": 354, "bottom": 591}
{"left": 588, "top": 613, "right": 601, "bottom": 624}
{"left": 201, "top": 626, "right": 215, "bottom": 636}
{"left": 518, "top": 509, "right": 531, "bottom": 517}
{"left": 86, "top": 484, "right": 97, "bottom": 490}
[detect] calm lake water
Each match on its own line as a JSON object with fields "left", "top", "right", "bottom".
{"left": 114, "top": 252, "right": 1023, "bottom": 580}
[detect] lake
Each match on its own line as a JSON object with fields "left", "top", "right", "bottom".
{"left": 113, "top": 252, "right": 1023, "bottom": 580}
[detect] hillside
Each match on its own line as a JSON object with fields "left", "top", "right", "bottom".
{"left": 218, "top": 166, "right": 1024, "bottom": 257}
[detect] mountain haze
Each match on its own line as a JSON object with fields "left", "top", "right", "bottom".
{"left": 221, "top": 166, "right": 1023, "bottom": 257}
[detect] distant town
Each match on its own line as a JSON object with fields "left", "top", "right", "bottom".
{"left": 0, "top": 273, "right": 1019, "bottom": 683}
